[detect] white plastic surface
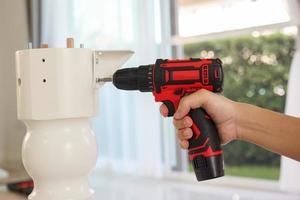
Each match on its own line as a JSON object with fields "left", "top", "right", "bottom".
{"left": 16, "top": 48, "right": 133, "bottom": 120}
{"left": 23, "top": 118, "right": 97, "bottom": 200}
{"left": 15, "top": 48, "right": 133, "bottom": 200}
{"left": 16, "top": 48, "right": 97, "bottom": 120}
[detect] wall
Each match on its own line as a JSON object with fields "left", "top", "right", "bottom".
{"left": 0, "top": 0, "right": 29, "bottom": 165}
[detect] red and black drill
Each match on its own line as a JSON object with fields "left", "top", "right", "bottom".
{"left": 108, "top": 58, "right": 224, "bottom": 181}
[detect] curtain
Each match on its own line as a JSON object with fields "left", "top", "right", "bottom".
{"left": 280, "top": 0, "right": 300, "bottom": 193}
{"left": 41, "top": 0, "right": 172, "bottom": 177}
{"left": 280, "top": 32, "right": 300, "bottom": 193}
{"left": 281, "top": 47, "right": 300, "bottom": 193}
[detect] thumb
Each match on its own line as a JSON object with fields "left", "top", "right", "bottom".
{"left": 174, "top": 89, "right": 211, "bottom": 119}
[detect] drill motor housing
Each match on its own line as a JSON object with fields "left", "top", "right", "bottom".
{"left": 151, "top": 58, "right": 223, "bottom": 114}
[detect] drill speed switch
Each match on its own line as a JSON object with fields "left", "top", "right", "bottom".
{"left": 112, "top": 58, "right": 224, "bottom": 181}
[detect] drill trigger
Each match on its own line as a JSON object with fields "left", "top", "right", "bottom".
{"left": 163, "top": 100, "right": 175, "bottom": 117}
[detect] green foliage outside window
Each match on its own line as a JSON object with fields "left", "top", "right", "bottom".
{"left": 184, "top": 33, "right": 295, "bottom": 179}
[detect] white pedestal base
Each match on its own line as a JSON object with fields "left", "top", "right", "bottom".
{"left": 22, "top": 118, "right": 97, "bottom": 200}
{"left": 15, "top": 47, "right": 133, "bottom": 199}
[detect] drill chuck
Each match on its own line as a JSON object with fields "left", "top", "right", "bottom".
{"left": 113, "top": 65, "right": 153, "bottom": 92}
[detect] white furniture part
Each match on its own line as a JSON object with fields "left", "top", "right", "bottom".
{"left": 15, "top": 47, "right": 133, "bottom": 200}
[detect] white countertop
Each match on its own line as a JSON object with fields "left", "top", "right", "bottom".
{"left": 90, "top": 172, "right": 300, "bottom": 200}
{"left": 1, "top": 171, "right": 300, "bottom": 200}
{"left": 0, "top": 187, "right": 25, "bottom": 200}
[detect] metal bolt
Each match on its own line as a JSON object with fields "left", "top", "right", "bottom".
{"left": 96, "top": 77, "right": 113, "bottom": 83}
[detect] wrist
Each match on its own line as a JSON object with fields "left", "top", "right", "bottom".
{"left": 234, "top": 102, "right": 263, "bottom": 141}
{"left": 234, "top": 102, "right": 246, "bottom": 140}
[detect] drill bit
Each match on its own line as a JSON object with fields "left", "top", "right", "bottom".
{"left": 96, "top": 77, "right": 113, "bottom": 83}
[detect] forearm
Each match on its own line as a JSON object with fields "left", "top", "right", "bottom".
{"left": 235, "top": 102, "right": 300, "bottom": 161}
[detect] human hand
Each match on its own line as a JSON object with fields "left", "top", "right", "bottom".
{"left": 160, "top": 89, "right": 238, "bottom": 149}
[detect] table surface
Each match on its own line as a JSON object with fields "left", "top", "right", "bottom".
{"left": 0, "top": 188, "right": 25, "bottom": 200}
{"left": 1, "top": 172, "right": 300, "bottom": 200}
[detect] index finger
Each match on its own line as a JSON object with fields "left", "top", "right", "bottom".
{"left": 160, "top": 104, "right": 168, "bottom": 117}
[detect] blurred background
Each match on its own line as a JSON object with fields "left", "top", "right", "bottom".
{"left": 1, "top": 0, "right": 300, "bottom": 199}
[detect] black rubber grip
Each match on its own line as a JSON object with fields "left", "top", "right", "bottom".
{"left": 188, "top": 108, "right": 224, "bottom": 181}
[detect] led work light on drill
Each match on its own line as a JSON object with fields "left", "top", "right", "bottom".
{"left": 111, "top": 58, "right": 224, "bottom": 181}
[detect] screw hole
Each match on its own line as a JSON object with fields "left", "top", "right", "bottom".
{"left": 18, "top": 78, "right": 21, "bottom": 86}
{"left": 43, "top": 79, "right": 46, "bottom": 83}
{"left": 42, "top": 58, "right": 46, "bottom": 62}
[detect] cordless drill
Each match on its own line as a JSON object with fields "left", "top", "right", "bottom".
{"left": 108, "top": 58, "right": 224, "bottom": 181}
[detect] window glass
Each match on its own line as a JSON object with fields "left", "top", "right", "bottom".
{"left": 178, "top": 0, "right": 290, "bottom": 37}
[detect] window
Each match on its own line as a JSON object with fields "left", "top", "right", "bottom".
{"left": 42, "top": 0, "right": 173, "bottom": 177}
{"left": 167, "top": 0, "right": 297, "bottom": 181}
{"left": 184, "top": 31, "right": 295, "bottom": 180}
{"left": 42, "top": 0, "right": 300, "bottom": 188}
